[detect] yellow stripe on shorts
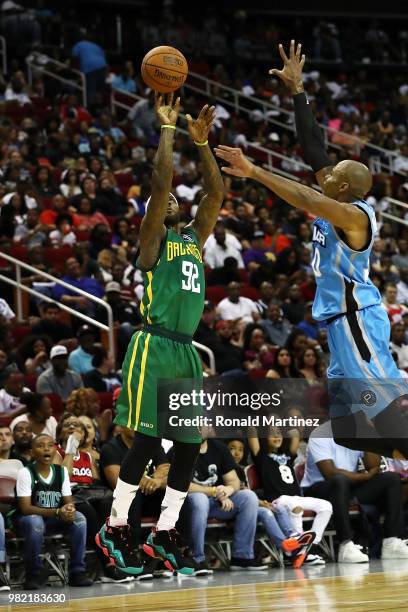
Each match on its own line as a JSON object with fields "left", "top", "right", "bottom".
{"left": 126, "top": 331, "right": 142, "bottom": 428}
{"left": 145, "top": 271, "right": 153, "bottom": 324}
{"left": 134, "top": 333, "right": 151, "bottom": 430}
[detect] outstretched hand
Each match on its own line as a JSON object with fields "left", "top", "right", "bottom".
{"left": 186, "top": 104, "right": 215, "bottom": 144}
{"left": 214, "top": 145, "right": 255, "bottom": 178}
{"left": 269, "top": 39, "right": 305, "bottom": 94}
{"left": 155, "top": 92, "right": 181, "bottom": 127}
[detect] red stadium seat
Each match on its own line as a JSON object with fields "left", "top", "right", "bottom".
{"left": 44, "top": 246, "right": 74, "bottom": 272}
{"left": 97, "top": 392, "right": 114, "bottom": 412}
{"left": 294, "top": 462, "right": 305, "bottom": 484}
{"left": 241, "top": 286, "right": 260, "bottom": 301}
{"left": 24, "top": 373, "right": 38, "bottom": 392}
{"left": 9, "top": 246, "right": 28, "bottom": 262}
{"left": 245, "top": 464, "right": 261, "bottom": 490}
{"left": 205, "top": 285, "right": 227, "bottom": 304}
{"left": 249, "top": 369, "right": 268, "bottom": 379}
{"left": 12, "top": 326, "right": 32, "bottom": 346}
{"left": 46, "top": 394, "right": 64, "bottom": 420}
{"left": 0, "top": 477, "right": 16, "bottom": 503}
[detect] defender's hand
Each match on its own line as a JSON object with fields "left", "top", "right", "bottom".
{"left": 269, "top": 40, "right": 305, "bottom": 95}
{"left": 186, "top": 104, "right": 215, "bottom": 144}
{"left": 214, "top": 145, "right": 255, "bottom": 178}
{"left": 155, "top": 92, "right": 181, "bottom": 127}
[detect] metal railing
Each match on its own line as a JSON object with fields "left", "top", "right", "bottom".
{"left": 187, "top": 71, "right": 403, "bottom": 175}
{"left": 382, "top": 197, "right": 408, "bottom": 227}
{"left": 26, "top": 51, "right": 87, "bottom": 108}
{"left": 0, "top": 251, "right": 115, "bottom": 358}
{"left": 0, "top": 36, "right": 6, "bottom": 75}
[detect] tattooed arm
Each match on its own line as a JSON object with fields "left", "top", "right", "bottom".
{"left": 186, "top": 105, "right": 225, "bottom": 248}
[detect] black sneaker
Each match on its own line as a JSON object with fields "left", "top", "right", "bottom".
{"left": 0, "top": 566, "right": 10, "bottom": 591}
{"left": 24, "top": 567, "right": 49, "bottom": 590}
{"left": 68, "top": 571, "right": 93, "bottom": 587}
{"left": 100, "top": 564, "right": 134, "bottom": 583}
{"left": 229, "top": 558, "right": 268, "bottom": 571}
{"left": 143, "top": 529, "right": 195, "bottom": 575}
{"left": 192, "top": 560, "right": 213, "bottom": 576}
{"left": 96, "top": 521, "right": 144, "bottom": 575}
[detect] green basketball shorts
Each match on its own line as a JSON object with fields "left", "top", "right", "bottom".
{"left": 114, "top": 326, "right": 203, "bottom": 444}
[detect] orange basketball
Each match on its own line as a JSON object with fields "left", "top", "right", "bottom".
{"left": 141, "top": 46, "right": 188, "bottom": 93}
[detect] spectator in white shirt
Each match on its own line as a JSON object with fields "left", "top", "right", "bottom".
{"left": 302, "top": 421, "right": 408, "bottom": 563}
{"left": 397, "top": 268, "right": 408, "bottom": 305}
{"left": 390, "top": 322, "right": 408, "bottom": 370}
{"left": 0, "top": 370, "right": 30, "bottom": 418}
{"left": 175, "top": 170, "right": 202, "bottom": 203}
{"left": 204, "top": 225, "right": 244, "bottom": 269}
{"left": 394, "top": 144, "right": 408, "bottom": 175}
{"left": 5, "top": 76, "right": 31, "bottom": 106}
{"left": 0, "top": 299, "right": 15, "bottom": 324}
{"left": 217, "top": 282, "right": 260, "bottom": 324}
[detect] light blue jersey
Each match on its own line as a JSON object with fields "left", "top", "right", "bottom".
{"left": 311, "top": 199, "right": 381, "bottom": 322}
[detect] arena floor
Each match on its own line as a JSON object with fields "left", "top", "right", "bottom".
{"left": 0, "top": 560, "right": 407, "bottom": 611}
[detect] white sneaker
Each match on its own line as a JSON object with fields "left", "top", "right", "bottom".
{"left": 303, "top": 553, "right": 326, "bottom": 566}
{"left": 338, "top": 541, "right": 369, "bottom": 563}
{"left": 382, "top": 538, "right": 408, "bottom": 559}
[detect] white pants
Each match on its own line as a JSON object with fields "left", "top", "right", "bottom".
{"left": 273, "top": 495, "right": 333, "bottom": 544}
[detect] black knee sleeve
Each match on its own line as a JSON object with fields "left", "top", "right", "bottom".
{"left": 167, "top": 441, "right": 200, "bottom": 492}
{"left": 119, "top": 432, "right": 162, "bottom": 485}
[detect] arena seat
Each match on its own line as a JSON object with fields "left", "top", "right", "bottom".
{"left": 205, "top": 285, "right": 227, "bottom": 304}
{"left": 46, "top": 394, "right": 64, "bottom": 420}
{"left": 44, "top": 246, "right": 74, "bottom": 272}
{"left": 249, "top": 369, "right": 268, "bottom": 379}
{"left": 0, "top": 477, "right": 16, "bottom": 503}
{"left": 241, "top": 286, "right": 260, "bottom": 301}
{"left": 245, "top": 463, "right": 261, "bottom": 490}
{"left": 97, "top": 392, "right": 113, "bottom": 412}
{"left": 24, "top": 373, "right": 38, "bottom": 392}
{"left": 11, "top": 325, "right": 32, "bottom": 345}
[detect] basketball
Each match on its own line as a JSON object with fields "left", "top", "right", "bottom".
{"left": 141, "top": 46, "right": 188, "bottom": 93}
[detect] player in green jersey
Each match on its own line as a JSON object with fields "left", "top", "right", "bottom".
{"left": 96, "top": 93, "right": 224, "bottom": 575}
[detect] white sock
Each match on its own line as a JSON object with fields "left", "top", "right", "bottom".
{"left": 109, "top": 478, "right": 139, "bottom": 526}
{"left": 156, "top": 486, "right": 187, "bottom": 531}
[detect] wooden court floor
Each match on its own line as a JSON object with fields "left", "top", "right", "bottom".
{"left": 0, "top": 568, "right": 408, "bottom": 612}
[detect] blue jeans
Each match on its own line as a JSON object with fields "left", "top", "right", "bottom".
{"left": 17, "top": 512, "right": 87, "bottom": 575}
{"left": 0, "top": 513, "right": 5, "bottom": 563}
{"left": 186, "top": 490, "right": 258, "bottom": 563}
{"left": 257, "top": 505, "right": 295, "bottom": 548}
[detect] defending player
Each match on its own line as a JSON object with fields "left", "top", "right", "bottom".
{"left": 215, "top": 41, "right": 408, "bottom": 459}
{"left": 96, "top": 93, "right": 224, "bottom": 574}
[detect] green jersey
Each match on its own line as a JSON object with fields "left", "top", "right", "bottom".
{"left": 139, "top": 227, "right": 204, "bottom": 336}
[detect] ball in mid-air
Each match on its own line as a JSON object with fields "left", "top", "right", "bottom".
{"left": 141, "top": 46, "right": 188, "bottom": 93}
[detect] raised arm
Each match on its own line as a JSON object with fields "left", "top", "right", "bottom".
{"left": 214, "top": 146, "right": 367, "bottom": 235}
{"left": 138, "top": 93, "right": 180, "bottom": 270}
{"left": 185, "top": 105, "right": 225, "bottom": 248}
{"left": 270, "top": 40, "right": 332, "bottom": 189}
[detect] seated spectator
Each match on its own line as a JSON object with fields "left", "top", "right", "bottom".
{"left": 208, "top": 321, "right": 245, "bottom": 376}
{"left": 31, "top": 303, "right": 74, "bottom": 343}
{"left": 184, "top": 435, "right": 266, "bottom": 572}
{"left": 249, "top": 427, "right": 332, "bottom": 565}
{"left": 68, "top": 325, "right": 97, "bottom": 376}
{"left": 111, "top": 64, "right": 136, "bottom": 94}
{"left": 59, "top": 169, "right": 82, "bottom": 199}
{"left": 36, "top": 345, "right": 83, "bottom": 402}
{"left": 260, "top": 303, "right": 293, "bottom": 347}
{"left": 373, "top": 255, "right": 399, "bottom": 284}
{"left": 243, "top": 231, "right": 275, "bottom": 271}
{"left": 297, "top": 303, "right": 319, "bottom": 340}
{"left": 397, "top": 268, "right": 408, "bottom": 306}
{"left": 282, "top": 284, "right": 306, "bottom": 325}
{"left": 95, "top": 177, "right": 128, "bottom": 216}
{"left": 217, "top": 282, "right": 259, "bottom": 324}
{"left": 10, "top": 419, "right": 33, "bottom": 465}
{"left": 5, "top": 76, "right": 31, "bottom": 105}
{"left": 13, "top": 208, "right": 47, "bottom": 248}
{"left": 302, "top": 420, "right": 408, "bottom": 562}
{"left": 78, "top": 415, "right": 100, "bottom": 464}
{"left": 383, "top": 282, "right": 408, "bottom": 323}
{"left": 255, "top": 282, "right": 274, "bottom": 319}
{"left": 52, "top": 257, "right": 104, "bottom": 316}
{"left": 72, "top": 196, "right": 110, "bottom": 231}
{"left": 0, "top": 369, "right": 30, "bottom": 418}
{"left": 39, "top": 194, "right": 69, "bottom": 228}
{"left": 15, "top": 434, "right": 92, "bottom": 588}
{"left": 392, "top": 242, "right": 408, "bottom": 271}
{"left": 0, "top": 425, "right": 23, "bottom": 479}
{"left": 224, "top": 201, "right": 255, "bottom": 241}
{"left": 82, "top": 345, "right": 121, "bottom": 392}
{"left": 32, "top": 165, "right": 56, "bottom": 197}
{"left": 285, "top": 329, "right": 310, "bottom": 366}
{"left": 266, "top": 347, "right": 300, "bottom": 379}
{"left": 242, "top": 325, "right": 275, "bottom": 371}
{"left": 127, "top": 91, "right": 157, "bottom": 140}
{"left": 226, "top": 438, "right": 313, "bottom": 568}
{"left": 298, "top": 348, "right": 323, "bottom": 383}
{"left": 96, "top": 249, "right": 113, "bottom": 283}
{"left": 204, "top": 225, "right": 244, "bottom": 269}
{"left": 19, "top": 335, "right": 51, "bottom": 375}
{"left": 390, "top": 322, "right": 408, "bottom": 370}
{"left": 10, "top": 392, "right": 57, "bottom": 440}
{"left": 207, "top": 256, "right": 241, "bottom": 287}
{"left": 49, "top": 213, "right": 77, "bottom": 247}
{"left": 65, "top": 388, "right": 109, "bottom": 444}
{"left": 194, "top": 300, "right": 217, "bottom": 348}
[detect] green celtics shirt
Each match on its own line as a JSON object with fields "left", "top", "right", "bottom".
{"left": 139, "top": 227, "right": 205, "bottom": 336}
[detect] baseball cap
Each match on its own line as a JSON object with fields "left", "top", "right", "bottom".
{"left": 50, "top": 345, "right": 68, "bottom": 360}
{"left": 252, "top": 230, "right": 265, "bottom": 240}
{"left": 203, "top": 300, "right": 214, "bottom": 311}
{"left": 105, "top": 281, "right": 121, "bottom": 293}
{"left": 77, "top": 324, "right": 96, "bottom": 338}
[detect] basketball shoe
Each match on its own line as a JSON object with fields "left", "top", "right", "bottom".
{"left": 95, "top": 521, "right": 144, "bottom": 575}
{"left": 143, "top": 528, "right": 195, "bottom": 575}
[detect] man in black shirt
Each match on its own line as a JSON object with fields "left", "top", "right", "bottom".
{"left": 210, "top": 321, "right": 245, "bottom": 375}
{"left": 182, "top": 437, "right": 265, "bottom": 573}
{"left": 194, "top": 301, "right": 217, "bottom": 348}
{"left": 31, "top": 303, "right": 74, "bottom": 343}
{"left": 10, "top": 420, "right": 33, "bottom": 465}
{"left": 82, "top": 345, "right": 122, "bottom": 392}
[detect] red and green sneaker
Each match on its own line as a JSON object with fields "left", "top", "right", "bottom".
{"left": 95, "top": 521, "right": 143, "bottom": 575}
{"left": 143, "top": 528, "right": 195, "bottom": 575}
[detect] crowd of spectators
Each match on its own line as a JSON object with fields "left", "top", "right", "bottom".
{"left": 0, "top": 9, "right": 406, "bottom": 590}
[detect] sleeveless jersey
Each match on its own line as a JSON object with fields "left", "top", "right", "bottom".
{"left": 139, "top": 227, "right": 205, "bottom": 336}
{"left": 57, "top": 446, "right": 93, "bottom": 486}
{"left": 311, "top": 199, "right": 381, "bottom": 321}
{"left": 27, "top": 462, "right": 64, "bottom": 509}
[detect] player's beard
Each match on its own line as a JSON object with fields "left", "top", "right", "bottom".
{"left": 164, "top": 212, "right": 180, "bottom": 228}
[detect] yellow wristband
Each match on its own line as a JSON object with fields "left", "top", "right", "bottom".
{"left": 161, "top": 125, "right": 176, "bottom": 130}
{"left": 212, "top": 487, "right": 217, "bottom": 497}
{"left": 194, "top": 140, "right": 208, "bottom": 146}
{"left": 56, "top": 508, "right": 60, "bottom": 518}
